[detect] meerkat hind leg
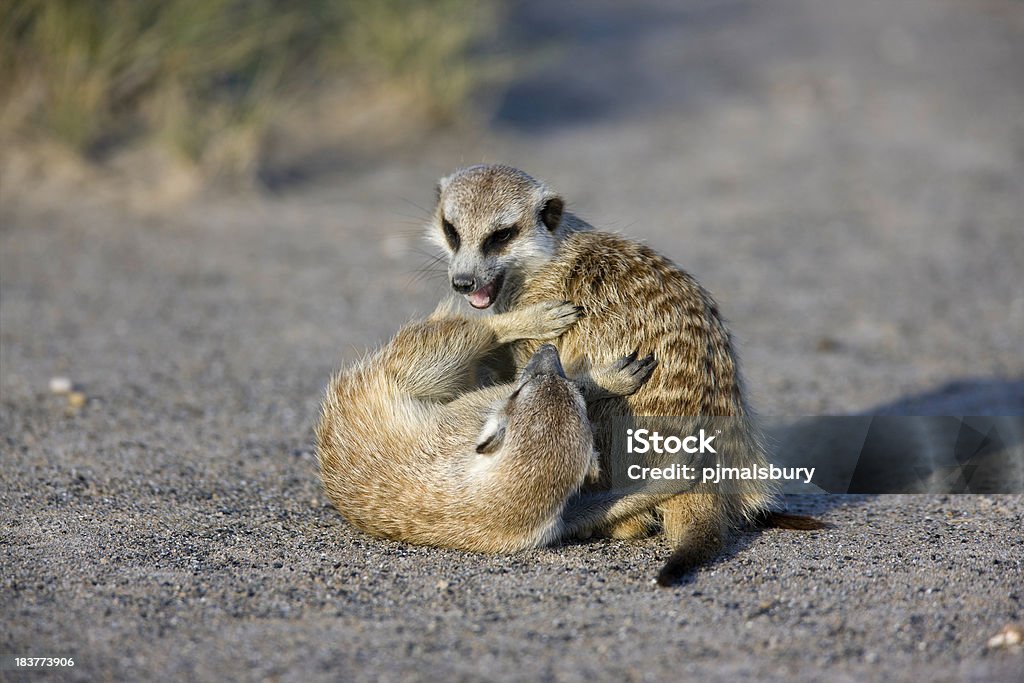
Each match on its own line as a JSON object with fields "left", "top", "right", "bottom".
{"left": 561, "top": 490, "right": 676, "bottom": 539}
{"left": 604, "top": 511, "right": 659, "bottom": 539}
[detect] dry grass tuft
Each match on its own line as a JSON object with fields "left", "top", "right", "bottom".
{"left": 0, "top": 0, "right": 497, "bottom": 182}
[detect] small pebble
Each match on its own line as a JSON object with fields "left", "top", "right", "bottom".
{"left": 815, "top": 336, "right": 840, "bottom": 352}
{"left": 49, "top": 376, "right": 73, "bottom": 394}
{"left": 67, "top": 391, "right": 87, "bottom": 409}
{"left": 987, "top": 624, "right": 1023, "bottom": 650}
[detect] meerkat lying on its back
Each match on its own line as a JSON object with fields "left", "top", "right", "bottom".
{"left": 315, "top": 301, "right": 655, "bottom": 553}
{"left": 429, "top": 164, "right": 823, "bottom": 584}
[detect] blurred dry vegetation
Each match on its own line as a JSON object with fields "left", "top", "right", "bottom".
{"left": 0, "top": 0, "right": 499, "bottom": 186}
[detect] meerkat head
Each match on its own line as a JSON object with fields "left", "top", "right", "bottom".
{"left": 476, "top": 344, "right": 581, "bottom": 452}
{"left": 429, "top": 164, "right": 566, "bottom": 311}
{"left": 474, "top": 344, "right": 599, "bottom": 482}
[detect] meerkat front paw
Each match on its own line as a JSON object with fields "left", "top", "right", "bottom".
{"left": 490, "top": 300, "right": 582, "bottom": 343}
{"left": 529, "top": 300, "right": 583, "bottom": 340}
{"left": 588, "top": 349, "right": 658, "bottom": 398}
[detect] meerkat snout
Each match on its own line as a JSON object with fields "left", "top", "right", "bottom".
{"left": 520, "top": 343, "right": 565, "bottom": 380}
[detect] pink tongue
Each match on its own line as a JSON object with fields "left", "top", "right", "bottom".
{"left": 468, "top": 281, "right": 495, "bottom": 309}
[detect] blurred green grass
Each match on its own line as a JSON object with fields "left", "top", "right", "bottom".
{"left": 0, "top": 0, "right": 496, "bottom": 179}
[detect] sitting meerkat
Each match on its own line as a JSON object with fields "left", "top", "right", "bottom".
{"left": 315, "top": 301, "right": 656, "bottom": 552}
{"left": 429, "top": 164, "right": 822, "bottom": 584}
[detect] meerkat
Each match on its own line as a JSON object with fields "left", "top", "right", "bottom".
{"left": 429, "top": 164, "right": 823, "bottom": 584}
{"left": 314, "top": 300, "right": 656, "bottom": 553}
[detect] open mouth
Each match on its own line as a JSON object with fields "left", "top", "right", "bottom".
{"left": 466, "top": 272, "right": 505, "bottom": 309}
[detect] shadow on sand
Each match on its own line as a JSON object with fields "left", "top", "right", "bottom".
{"left": 649, "top": 378, "right": 1024, "bottom": 585}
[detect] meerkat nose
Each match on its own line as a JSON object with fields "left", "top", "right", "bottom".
{"left": 522, "top": 344, "right": 566, "bottom": 379}
{"left": 451, "top": 274, "right": 476, "bottom": 294}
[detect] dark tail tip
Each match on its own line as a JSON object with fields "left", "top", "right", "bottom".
{"left": 656, "top": 565, "right": 684, "bottom": 587}
{"left": 655, "top": 544, "right": 708, "bottom": 587}
{"left": 755, "top": 510, "right": 829, "bottom": 530}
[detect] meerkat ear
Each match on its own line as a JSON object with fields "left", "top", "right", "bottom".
{"left": 540, "top": 196, "right": 564, "bottom": 232}
{"left": 436, "top": 174, "right": 453, "bottom": 203}
{"left": 475, "top": 411, "right": 508, "bottom": 454}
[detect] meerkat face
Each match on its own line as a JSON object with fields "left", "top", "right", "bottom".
{"left": 473, "top": 343, "right": 598, "bottom": 484}
{"left": 429, "top": 164, "right": 564, "bottom": 311}
{"left": 475, "top": 344, "right": 588, "bottom": 453}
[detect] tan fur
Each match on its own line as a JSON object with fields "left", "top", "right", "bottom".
{"left": 315, "top": 300, "right": 651, "bottom": 553}
{"left": 431, "top": 164, "right": 789, "bottom": 580}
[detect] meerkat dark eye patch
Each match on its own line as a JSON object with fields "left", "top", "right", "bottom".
{"left": 442, "top": 218, "right": 460, "bottom": 250}
{"left": 483, "top": 226, "right": 519, "bottom": 253}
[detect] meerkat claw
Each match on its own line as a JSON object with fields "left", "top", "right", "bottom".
{"left": 614, "top": 349, "right": 640, "bottom": 370}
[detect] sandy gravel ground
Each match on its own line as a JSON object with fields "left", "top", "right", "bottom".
{"left": 2, "top": 0, "right": 1023, "bottom": 680}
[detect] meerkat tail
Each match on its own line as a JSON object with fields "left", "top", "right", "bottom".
{"left": 655, "top": 511, "right": 827, "bottom": 586}
{"left": 655, "top": 535, "right": 723, "bottom": 587}
{"left": 656, "top": 550, "right": 700, "bottom": 587}
{"left": 753, "top": 510, "right": 828, "bottom": 530}
{"left": 655, "top": 493, "right": 725, "bottom": 587}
